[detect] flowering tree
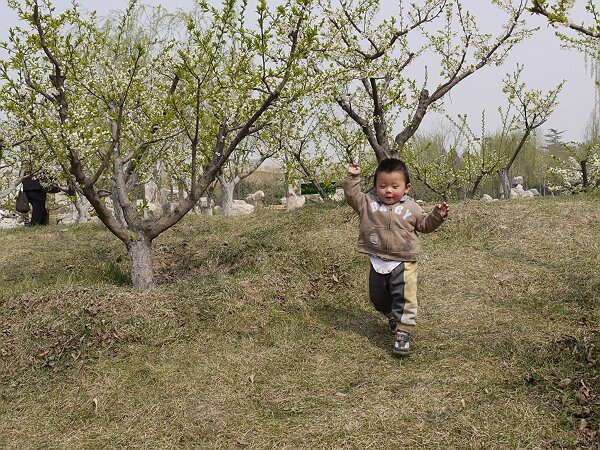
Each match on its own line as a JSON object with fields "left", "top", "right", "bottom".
{"left": 404, "top": 114, "right": 505, "bottom": 200}
{"left": 0, "top": 117, "right": 28, "bottom": 201}
{"left": 530, "top": 0, "right": 600, "bottom": 197}
{"left": 497, "top": 64, "right": 563, "bottom": 198}
{"left": 548, "top": 140, "right": 600, "bottom": 193}
{"left": 0, "top": 0, "right": 316, "bottom": 288}
{"left": 318, "top": 0, "right": 533, "bottom": 162}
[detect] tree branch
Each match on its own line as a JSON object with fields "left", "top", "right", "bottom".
{"left": 530, "top": 1, "right": 600, "bottom": 39}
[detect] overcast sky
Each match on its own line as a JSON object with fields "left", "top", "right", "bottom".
{"left": 0, "top": 0, "right": 597, "bottom": 143}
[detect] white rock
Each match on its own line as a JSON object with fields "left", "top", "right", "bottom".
{"left": 196, "top": 197, "right": 215, "bottom": 215}
{"left": 280, "top": 195, "right": 306, "bottom": 210}
{"left": 245, "top": 190, "right": 265, "bottom": 206}
{"left": 331, "top": 188, "right": 345, "bottom": 202}
{"left": 0, "top": 209, "right": 18, "bottom": 219}
{"left": 57, "top": 210, "right": 78, "bottom": 225}
{"left": 511, "top": 184, "right": 527, "bottom": 198}
{"left": 231, "top": 199, "right": 255, "bottom": 215}
{"left": 510, "top": 184, "right": 536, "bottom": 199}
{"left": 0, "top": 218, "right": 21, "bottom": 229}
{"left": 146, "top": 201, "right": 163, "bottom": 219}
{"left": 200, "top": 197, "right": 214, "bottom": 208}
{"left": 304, "top": 194, "right": 322, "bottom": 203}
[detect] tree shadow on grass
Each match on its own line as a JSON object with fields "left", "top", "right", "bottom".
{"left": 311, "top": 302, "right": 391, "bottom": 353}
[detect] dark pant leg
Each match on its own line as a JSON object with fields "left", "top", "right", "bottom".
{"left": 26, "top": 189, "right": 48, "bottom": 226}
{"left": 368, "top": 264, "right": 392, "bottom": 315}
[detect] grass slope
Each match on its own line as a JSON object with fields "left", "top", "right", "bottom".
{"left": 1, "top": 197, "right": 599, "bottom": 449}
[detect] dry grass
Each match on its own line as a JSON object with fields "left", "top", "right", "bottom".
{"left": 1, "top": 196, "right": 599, "bottom": 449}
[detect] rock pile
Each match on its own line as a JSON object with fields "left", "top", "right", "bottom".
{"left": 0, "top": 209, "right": 22, "bottom": 229}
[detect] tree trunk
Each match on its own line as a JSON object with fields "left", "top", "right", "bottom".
{"left": 74, "top": 192, "right": 91, "bottom": 223}
{"left": 498, "top": 167, "right": 511, "bottom": 200}
{"left": 111, "top": 183, "right": 126, "bottom": 225}
{"left": 220, "top": 181, "right": 235, "bottom": 216}
{"left": 470, "top": 175, "right": 484, "bottom": 199}
{"left": 312, "top": 181, "right": 330, "bottom": 201}
{"left": 285, "top": 183, "right": 294, "bottom": 212}
{"left": 127, "top": 234, "right": 154, "bottom": 289}
{"left": 581, "top": 159, "right": 589, "bottom": 190}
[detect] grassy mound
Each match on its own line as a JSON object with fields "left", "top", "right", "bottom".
{"left": 1, "top": 197, "right": 599, "bottom": 448}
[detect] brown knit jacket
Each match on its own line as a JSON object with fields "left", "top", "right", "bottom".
{"left": 344, "top": 173, "right": 445, "bottom": 261}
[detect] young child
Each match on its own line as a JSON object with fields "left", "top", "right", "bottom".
{"left": 344, "top": 158, "right": 449, "bottom": 356}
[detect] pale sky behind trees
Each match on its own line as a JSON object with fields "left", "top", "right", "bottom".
{"left": 0, "top": 0, "right": 597, "bottom": 144}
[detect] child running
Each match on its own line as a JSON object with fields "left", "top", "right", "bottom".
{"left": 344, "top": 158, "right": 449, "bottom": 356}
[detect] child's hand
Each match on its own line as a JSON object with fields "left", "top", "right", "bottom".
{"left": 434, "top": 202, "right": 450, "bottom": 218}
{"left": 347, "top": 163, "right": 361, "bottom": 175}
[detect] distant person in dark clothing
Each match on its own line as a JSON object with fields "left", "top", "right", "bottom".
{"left": 22, "top": 174, "right": 49, "bottom": 226}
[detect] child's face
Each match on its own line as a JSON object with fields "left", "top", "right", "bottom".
{"left": 375, "top": 171, "right": 411, "bottom": 205}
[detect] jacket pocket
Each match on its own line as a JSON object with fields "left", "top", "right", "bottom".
{"left": 386, "top": 227, "right": 413, "bottom": 255}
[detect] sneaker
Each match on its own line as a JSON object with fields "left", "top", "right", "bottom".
{"left": 393, "top": 330, "right": 410, "bottom": 356}
{"left": 387, "top": 318, "right": 397, "bottom": 334}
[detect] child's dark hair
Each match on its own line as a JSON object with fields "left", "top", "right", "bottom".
{"left": 374, "top": 158, "right": 411, "bottom": 185}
